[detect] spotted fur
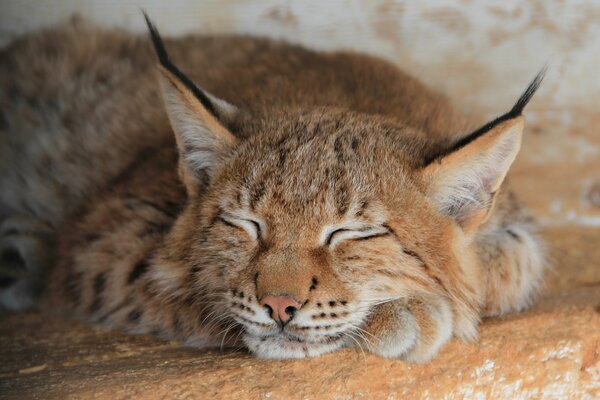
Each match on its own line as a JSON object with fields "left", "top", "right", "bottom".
{"left": 0, "top": 17, "right": 545, "bottom": 361}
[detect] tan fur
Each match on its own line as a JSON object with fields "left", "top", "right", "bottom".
{"left": 0, "top": 19, "right": 545, "bottom": 361}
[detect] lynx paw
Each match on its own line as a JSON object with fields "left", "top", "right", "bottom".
{"left": 358, "top": 296, "right": 453, "bottom": 363}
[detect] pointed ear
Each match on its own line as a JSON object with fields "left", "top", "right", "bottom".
{"left": 422, "top": 117, "right": 523, "bottom": 231}
{"left": 421, "top": 69, "right": 544, "bottom": 231}
{"left": 144, "top": 13, "right": 238, "bottom": 196}
{"left": 158, "top": 67, "right": 238, "bottom": 195}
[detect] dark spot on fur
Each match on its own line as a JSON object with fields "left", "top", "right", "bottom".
{"left": 238, "top": 291, "right": 245, "bottom": 299}
{"left": 0, "top": 275, "right": 16, "bottom": 288}
{"left": 196, "top": 169, "right": 211, "bottom": 191}
{"left": 334, "top": 136, "right": 343, "bottom": 157}
{"left": 335, "top": 184, "right": 350, "bottom": 216}
{"left": 329, "top": 301, "right": 336, "bottom": 307}
{"left": 382, "top": 223, "right": 397, "bottom": 237}
{"left": 351, "top": 138, "right": 358, "bottom": 151}
{"left": 127, "top": 309, "right": 143, "bottom": 323}
{"left": 84, "top": 232, "right": 101, "bottom": 243}
{"left": 506, "top": 229, "right": 521, "bottom": 241}
{"left": 309, "top": 276, "right": 318, "bottom": 291}
{"left": 317, "top": 302, "right": 322, "bottom": 307}
{"left": 330, "top": 313, "right": 337, "bottom": 318}
{"left": 310, "top": 248, "right": 328, "bottom": 264}
{"left": 402, "top": 248, "right": 425, "bottom": 264}
{"left": 340, "top": 300, "right": 348, "bottom": 306}
{"left": 320, "top": 312, "right": 326, "bottom": 318}
{"left": 184, "top": 296, "right": 195, "bottom": 307}
{"left": 64, "top": 270, "right": 83, "bottom": 304}
{"left": 375, "top": 269, "right": 401, "bottom": 277}
{"left": 94, "top": 273, "right": 106, "bottom": 295}
{"left": 88, "top": 298, "right": 102, "bottom": 314}
{"left": 278, "top": 150, "right": 288, "bottom": 170}
{"left": 1, "top": 248, "right": 25, "bottom": 269}
{"left": 128, "top": 258, "right": 150, "bottom": 284}
{"left": 95, "top": 297, "right": 130, "bottom": 323}
{"left": 250, "top": 182, "right": 267, "bottom": 208}
{"left": 355, "top": 200, "right": 368, "bottom": 217}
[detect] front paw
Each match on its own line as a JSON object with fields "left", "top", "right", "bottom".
{"left": 358, "top": 296, "right": 453, "bottom": 363}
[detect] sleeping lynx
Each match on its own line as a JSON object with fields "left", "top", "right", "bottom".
{"left": 0, "top": 16, "right": 545, "bottom": 361}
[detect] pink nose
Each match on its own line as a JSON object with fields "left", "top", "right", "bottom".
{"left": 260, "top": 295, "right": 301, "bottom": 324}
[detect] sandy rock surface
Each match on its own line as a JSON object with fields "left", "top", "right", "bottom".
{"left": 1, "top": 223, "right": 599, "bottom": 399}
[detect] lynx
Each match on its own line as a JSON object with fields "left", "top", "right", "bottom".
{"left": 0, "top": 15, "right": 545, "bottom": 361}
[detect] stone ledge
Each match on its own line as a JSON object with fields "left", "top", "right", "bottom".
{"left": 1, "top": 286, "right": 598, "bottom": 399}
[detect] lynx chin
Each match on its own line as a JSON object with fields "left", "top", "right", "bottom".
{"left": 0, "top": 15, "right": 546, "bottom": 362}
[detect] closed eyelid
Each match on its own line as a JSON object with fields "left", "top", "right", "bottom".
{"left": 247, "top": 219, "right": 261, "bottom": 235}
{"left": 218, "top": 213, "right": 265, "bottom": 239}
{"left": 321, "top": 224, "right": 389, "bottom": 247}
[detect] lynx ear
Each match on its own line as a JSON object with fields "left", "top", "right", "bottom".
{"left": 144, "top": 14, "right": 238, "bottom": 196}
{"left": 423, "top": 118, "right": 523, "bottom": 231}
{"left": 422, "top": 71, "right": 544, "bottom": 231}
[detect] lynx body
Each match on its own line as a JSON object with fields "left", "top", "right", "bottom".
{"left": 0, "top": 18, "right": 545, "bottom": 361}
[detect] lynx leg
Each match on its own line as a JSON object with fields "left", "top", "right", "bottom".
{"left": 478, "top": 220, "right": 546, "bottom": 317}
{"left": 357, "top": 295, "right": 453, "bottom": 363}
{"left": 0, "top": 215, "right": 55, "bottom": 310}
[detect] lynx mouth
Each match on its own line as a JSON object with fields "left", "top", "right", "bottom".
{"left": 243, "top": 332, "right": 347, "bottom": 359}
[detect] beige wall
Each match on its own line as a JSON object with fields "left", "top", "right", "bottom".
{"left": 1, "top": 0, "right": 599, "bottom": 225}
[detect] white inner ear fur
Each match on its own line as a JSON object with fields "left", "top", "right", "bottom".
{"left": 425, "top": 117, "right": 524, "bottom": 226}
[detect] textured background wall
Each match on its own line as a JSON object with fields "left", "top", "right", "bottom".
{"left": 1, "top": 0, "right": 599, "bottom": 225}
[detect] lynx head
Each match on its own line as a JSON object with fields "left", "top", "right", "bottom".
{"left": 144, "top": 16, "right": 542, "bottom": 358}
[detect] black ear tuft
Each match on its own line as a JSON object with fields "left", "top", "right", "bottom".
{"left": 143, "top": 11, "right": 170, "bottom": 67}
{"left": 442, "top": 67, "right": 546, "bottom": 155}
{"left": 142, "top": 11, "right": 218, "bottom": 116}
{"left": 508, "top": 66, "right": 546, "bottom": 117}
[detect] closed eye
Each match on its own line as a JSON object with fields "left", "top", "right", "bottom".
{"left": 322, "top": 225, "right": 390, "bottom": 247}
{"left": 217, "top": 214, "right": 264, "bottom": 240}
